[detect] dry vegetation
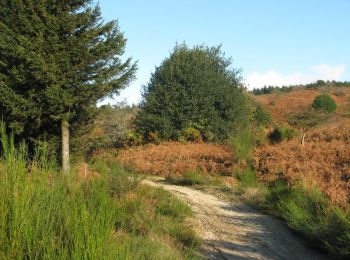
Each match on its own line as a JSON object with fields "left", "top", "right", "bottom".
{"left": 254, "top": 88, "right": 350, "bottom": 208}
{"left": 253, "top": 87, "right": 350, "bottom": 123}
{"left": 116, "top": 142, "right": 234, "bottom": 176}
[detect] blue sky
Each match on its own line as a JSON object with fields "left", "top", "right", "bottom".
{"left": 98, "top": 0, "right": 350, "bottom": 105}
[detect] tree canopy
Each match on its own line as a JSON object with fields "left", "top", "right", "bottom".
{"left": 136, "top": 44, "right": 250, "bottom": 142}
{"left": 0, "top": 0, "right": 136, "bottom": 165}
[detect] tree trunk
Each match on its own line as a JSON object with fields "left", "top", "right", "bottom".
{"left": 300, "top": 129, "right": 307, "bottom": 145}
{"left": 61, "top": 120, "right": 70, "bottom": 174}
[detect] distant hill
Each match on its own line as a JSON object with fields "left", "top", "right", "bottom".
{"left": 251, "top": 80, "right": 350, "bottom": 96}
{"left": 253, "top": 86, "right": 350, "bottom": 125}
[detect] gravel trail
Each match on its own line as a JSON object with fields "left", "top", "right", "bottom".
{"left": 143, "top": 179, "right": 327, "bottom": 260}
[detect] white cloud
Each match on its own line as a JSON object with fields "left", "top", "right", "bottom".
{"left": 310, "top": 64, "right": 346, "bottom": 80}
{"left": 245, "top": 64, "right": 347, "bottom": 90}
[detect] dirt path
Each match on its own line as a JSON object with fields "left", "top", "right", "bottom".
{"left": 143, "top": 179, "right": 327, "bottom": 260}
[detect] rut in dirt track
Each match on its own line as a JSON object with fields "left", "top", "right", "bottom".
{"left": 143, "top": 179, "right": 328, "bottom": 260}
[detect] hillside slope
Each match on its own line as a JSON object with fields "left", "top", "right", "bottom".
{"left": 253, "top": 87, "right": 350, "bottom": 124}
{"left": 253, "top": 87, "right": 350, "bottom": 207}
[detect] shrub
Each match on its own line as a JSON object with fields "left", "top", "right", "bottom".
{"left": 254, "top": 104, "right": 272, "bottom": 126}
{"left": 333, "top": 90, "right": 345, "bottom": 97}
{"left": 229, "top": 126, "right": 268, "bottom": 162}
{"left": 312, "top": 94, "right": 337, "bottom": 113}
{"left": 148, "top": 131, "right": 161, "bottom": 144}
{"left": 181, "top": 127, "right": 202, "bottom": 142}
{"left": 235, "top": 168, "right": 258, "bottom": 188}
{"left": 229, "top": 128, "right": 254, "bottom": 162}
{"left": 125, "top": 130, "right": 143, "bottom": 146}
{"left": 268, "top": 127, "right": 297, "bottom": 143}
{"left": 253, "top": 126, "right": 267, "bottom": 147}
{"left": 71, "top": 104, "right": 139, "bottom": 157}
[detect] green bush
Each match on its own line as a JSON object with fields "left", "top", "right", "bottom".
{"left": 229, "top": 126, "right": 269, "bottom": 164}
{"left": 147, "top": 131, "right": 161, "bottom": 144}
{"left": 253, "top": 126, "right": 268, "bottom": 147}
{"left": 268, "top": 127, "right": 297, "bottom": 143}
{"left": 181, "top": 127, "right": 202, "bottom": 142}
{"left": 136, "top": 43, "right": 250, "bottom": 142}
{"left": 229, "top": 128, "right": 254, "bottom": 162}
{"left": 312, "top": 93, "right": 337, "bottom": 113}
{"left": 254, "top": 104, "right": 272, "bottom": 126}
{"left": 235, "top": 168, "right": 258, "bottom": 188}
{"left": 125, "top": 130, "right": 143, "bottom": 146}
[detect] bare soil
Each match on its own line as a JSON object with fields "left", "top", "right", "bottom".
{"left": 143, "top": 178, "right": 327, "bottom": 260}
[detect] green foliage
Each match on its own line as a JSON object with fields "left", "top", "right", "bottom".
{"left": 0, "top": 124, "right": 198, "bottom": 259}
{"left": 252, "top": 126, "right": 268, "bottom": 147}
{"left": 312, "top": 94, "right": 337, "bottom": 113}
{"left": 254, "top": 104, "right": 272, "bottom": 126}
{"left": 266, "top": 181, "right": 350, "bottom": 258}
{"left": 234, "top": 168, "right": 258, "bottom": 188}
{"left": 0, "top": 0, "right": 136, "bottom": 154}
{"left": 229, "top": 128, "right": 254, "bottom": 162}
{"left": 232, "top": 168, "right": 269, "bottom": 204}
{"left": 268, "top": 127, "right": 298, "bottom": 143}
{"left": 96, "top": 104, "right": 139, "bottom": 148}
{"left": 229, "top": 104, "right": 270, "bottom": 162}
{"left": 0, "top": 126, "right": 118, "bottom": 259}
{"left": 288, "top": 110, "right": 331, "bottom": 130}
{"left": 125, "top": 130, "right": 143, "bottom": 146}
{"left": 181, "top": 127, "right": 203, "bottom": 142}
{"left": 252, "top": 85, "right": 294, "bottom": 95}
{"left": 72, "top": 104, "right": 139, "bottom": 156}
{"left": 232, "top": 172, "right": 350, "bottom": 258}
{"left": 136, "top": 43, "right": 249, "bottom": 142}
{"left": 252, "top": 80, "right": 350, "bottom": 95}
{"left": 147, "top": 131, "right": 161, "bottom": 144}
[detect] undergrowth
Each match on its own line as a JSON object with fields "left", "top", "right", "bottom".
{"left": 266, "top": 181, "right": 350, "bottom": 258}
{"left": 0, "top": 123, "right": 199, "bottom": 259}
{"left": 233, "top": 169, "right": 350, "bottom": 259}
{"left": 228, "top": 124, "right": 350, "bottom": 259}
{"left": 166, "top": 170, "right": 222, "bottom": 186}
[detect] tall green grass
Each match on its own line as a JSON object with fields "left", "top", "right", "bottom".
{"left": 231, "top": 171, "right": 350, "bottom": 259}
{"left": 0, "top": 123, "right": 199, "bottom": 259}
{"left": 266, "top": 181, "right": 350, "bottom": 259}
{"left": 229, "top": 128, "right": 254, "bottom": 163}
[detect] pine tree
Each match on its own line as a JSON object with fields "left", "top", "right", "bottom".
{"left": 0, "top": 0, "right": 136, "bottom": 173}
